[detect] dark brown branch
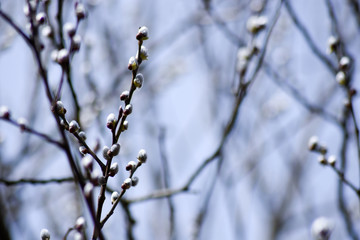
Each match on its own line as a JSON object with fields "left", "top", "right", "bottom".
{"left": 0, "top": 177, "right": 74, "bottom": 186}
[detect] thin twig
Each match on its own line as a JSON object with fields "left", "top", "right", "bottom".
{"left": 0, "top": 177, "right": 74, "bottom": 186}
{"left": 0, "top": 116, "right": 64, "bottom": 148}
{"left": 284, "top": 0, "right": 337, "bottom": 74}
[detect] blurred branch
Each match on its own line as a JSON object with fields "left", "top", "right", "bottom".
{"left": 263, "top": 62, "right": 340, "bottom": 125}
{"left": 284, "top": 0, "right": 337, "bottom": 74}
{"left": 158, "top": 128, "right": 176, "bottom": 239}
{"left": 192, "top": 156, "right": 223, "bottom": 240}
{"left": 338, "top": 105, "right": 359, "bottom": 240}
{"left": 0, "top": 9, "right": 32, "bottom": 47}
{"left": 0, "top": 177, "right": 74, "bottom": 186}
{"left": 124, "top": 187, "right": 195, "bottom": 204}
{"left": 347, "top": 0, "right": 360, "bottom": 28}
{"left": 0, "top": 116, "right": 64, "bottom": 148}
{"left": 184, "top": 0, "right": 283, "bottom": 191}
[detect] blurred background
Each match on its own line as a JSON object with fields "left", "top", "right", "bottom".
{"left": 1, "top": 0, "right": 360, "bottom": 239}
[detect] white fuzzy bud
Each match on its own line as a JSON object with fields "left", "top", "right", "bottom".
{"left": 126, "top": 161, "right": 137, "bottom": 171}
{"left": 120, "top": 91, "right": 129, "bottom": 101}
{"left": 64, "top": 22, "right": 76, "bottom": 38}
{"left": 23, "top": 5, "right": 30, "bottom": 17}
{"left": 81, "top": 155, "right": 93, "bottom": 170}
{"left": 42, "top": 25, "right": 53, "bottom": 38}
{"left": 75, "top": 216, "right": 85, "bottom": 231}
{"left": 128, "top": 56, "right": 138, "bottom": 70}
{"left": 317, "top": 155, "right": 327, "bottom": 165}
{"left": 84, "top": 182, "right": 93, "bottom": 197}
{"left": 71, "top": 34, "right": 81, "bottom": 51}
{"left": 246, "top": 15, "right": 268, "bottom": 34}
{"left": 78, "top": 131, "right": 86, "bottom": 141}
{"left": 121, "top": 120, "right": 129, "bottom": 132}
{"left": 111, "top": 191, "right": 120, "bottom": 204}
{"left": 74, "top": 232, "right": 83, "bottom": 240}
{"left": 109, "top": 143, "right": 120, "bottom": 157}
{"left": 109, "top": 162, "right": 119, "bottom": 177}
{"left": 336, "top": 71, "right": 346, "bottom": 85}
{"left": 69, "top": 120, "right": 80, "bottom": 133}
{"left": 56, "top": 49, "right": 69, "bottom": 65}
{"left": 121, "top": 178, "right": 132, "bottom": 189}
{"left": 40, "top": 228, "right": 50, "bottom": 240}
{"left": 136, "top": 26, "right": 149, "bottom": 41}
{"left": 339, "top": 56, "right": 350, "bottom": 70}
{"left": 106, "top": 113, "right": 116, "bottom": 129}
{"left": 75, "top": 3, "right": 86, "bottom": 20}
{"left": 131, "top": 176, "right": 139, "bottom": 186}
{"left": 54, "top": 101, "right": 66, "bottom": 116}
{"left": 327, "top": 36, "right": 339, "bottom": 54}
{"left": 138, "top": 45, "right": 149, "bottom": 61}
{"left": 17, "top": 117, "right": 28, "bottom": 131}
{"left": 124, "top": 104, "right": 133, "bottom": 116}
{"left": 134, "top": 73, "right": 144, "bottom": 88}
{"left": 311, "top": 217, "right": 333, "bottom": 240}
{"left": 0, "top": 106, "right": 10, "bottom": 119}
{"left": 137, "top": 149, "right": 147, "bottom": 163}
{"left": 79, "top": 146, "right": 87, "bottom": 154}
{"left": 308, "top": 136, "right": 319, "bottom": 151}
{"left": 328, "top": 155, "right": 336, "bottom": 166}
{"left": 36, "top": 12, "right": 46, "bottom": 25}
{"left": 102, "top": 146, "right": 111, "bottom": 160}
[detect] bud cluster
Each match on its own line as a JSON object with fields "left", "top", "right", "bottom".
{"left": 308, "top": 136, "right": 336, "bottom": 166}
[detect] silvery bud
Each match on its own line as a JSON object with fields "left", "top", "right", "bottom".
{"left": 69, "top": 120, "right": 80, "bottom": 133}
{"left": 318, "top": 155, "right": 327, "bottom": 165}
{"left": 308, "top": 136, "right": 319, "bottom": 151}
{"left": 109, "top": 162, "right": 119, "bottom": 177}
{"left": 246, "top": 15, "right": 268, "bottom": 34}
{"left": 56, "top": 49, "right": 69, "bottom": 65}
{"left": 136, "top": 26, "right": 149, "bottom": 41}
{"left": 79, "top": 146, "right": 87, "bottom": 154}
{"left": 121, "top": 178, "right": 132, "bottom": 190}
{"left": 134, "top": 73, "right": 144, "bottom": 88}
{"left": 328, "top": 155, "right": 336, "bottom": 166}
{"left": 106, "top": 113, "right": 116, "bottom": 129}
{"left": 75, "top": 216, "right": 85, "bottom": 231}
{"left": 75, "top": 2, "right": 86, "bottom": 20}
{"left": 78, "top": 131, "right": 86, "bottom": 141}
{"left": 128, "top": 56, "right": 138, "bottom": 70}
{"left": 327, "top": 36, "right": 339, "bottom": 54}
{"left": 0, "top": 106, "right": 10, "bottom": 119}
{"left": 121, "top": 121, "right": 129, "bottom": 132}
{"left": 54, "top": 101, "right": 66, "bottom": 116}
{"left": 111, "top": 191, "right": 120, "bottom": 204}
{"left": 137, "top": 149, "right": 147, "bottom": 163}
{"left": 339, "top": 56, "right": 350, "bottom": 70}
{"left": 109, "top": 143, "right": 121, "bottom": 157}
{"left": 124, "top": 104, "right": 133, "bottom": 116}
{"left": 138, "top": 45, "right": 149, "bottom": 61}
{"left": 102, "top": 146, "right": 111, "bottom": 160}
{"left": 336, "top": 71, "right": 346, "bottom": 85}
{"left": 40, "top": 228, "right": 50, "bottom": 240}
{"left": 42, "top": 25, "right": 53, "bottom": 38}
{"left": 311, "top": 217, "right": 333, "bottom": 240}
{"left": 71, "top": 35, "right": 81, "bottom": 52}
{"left": 64, "top": 22, "right": 76, "bottom": 38}
{"left": 17, "top": 118, "right": 28, "bottom": 132}
{"left": 120, "top": 91, "right": 129, "bottom": 101}
{"left": 81, "top": 155, "right": 93, "bottom": 170}
{"left": 125, "top": 161, "right": 137, "bottom": 171}
{"left": 84, "top": 182, "right": 93, "bottom": 197}
{"left": 36, "top": 12, "right": 46, "bottom": 25}
{"left": 131, "top": 176, "right": 139, "bottom": 186}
